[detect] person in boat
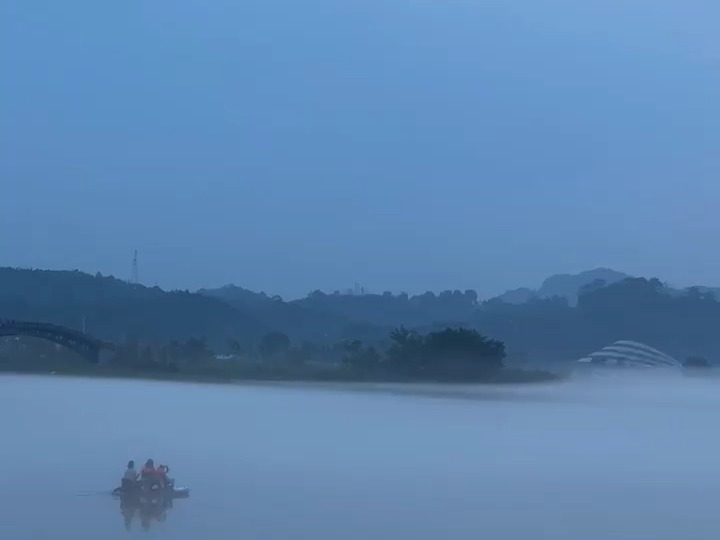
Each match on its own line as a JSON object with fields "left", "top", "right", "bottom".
{"left": 141, "top": 459, "right": 160, "bottom": 489}
{"left": 141, "top": 459, "right": 172, "bottom": 489}
{"left": 122, "top": 460, "right": 139, "bottom": 491}
{"left": 156, "top": 464, "right": 169, "bottom": 489}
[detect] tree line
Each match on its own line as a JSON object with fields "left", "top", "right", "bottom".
{"left": 0, "top": 325, "right": 559, "bottom": 383}
{"left": 96, "top": 326, "right": 554, "bottom": 383}
{"left": 2, "top": 267, "right": 720, "bottom": 368}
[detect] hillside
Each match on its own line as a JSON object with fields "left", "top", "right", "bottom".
{"left": 199, "top": 285, "right": 387, "bottom": 343}
{"left": 538, "top": 268, "right": 630, "bottom": 304}
{"left": 493, "top": 268, "right": 630, "bottom": 305}
{"left": 291, "top": 289, "right": 479, "bottom": 329}
{"left": 3, "top": 267, "right": 720, "bottom": 366}
{"left": 0, "top": 268, "right": 266, "bottom": 347}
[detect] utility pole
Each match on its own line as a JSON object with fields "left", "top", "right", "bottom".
{"left": 130, "top": 250, "right": 139, "bottom": 284}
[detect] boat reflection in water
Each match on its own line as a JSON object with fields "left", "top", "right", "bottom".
{"left": 114, "top": 486, "right": 190, "bottom": 531}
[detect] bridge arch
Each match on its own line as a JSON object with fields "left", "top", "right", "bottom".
{"left": 0, "top": 320, "right": 115, "bottom": 363}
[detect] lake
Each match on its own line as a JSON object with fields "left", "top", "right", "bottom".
{"left": 2, "top": 373, "right": 720, "bottom": 539}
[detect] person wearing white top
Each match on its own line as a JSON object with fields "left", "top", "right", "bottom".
{"left": 122, "top": 460, "right": 138, "bottom": 490}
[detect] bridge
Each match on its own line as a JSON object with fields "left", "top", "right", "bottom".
{"left": 0, "top": 320, "right": 115, "bottom": 363}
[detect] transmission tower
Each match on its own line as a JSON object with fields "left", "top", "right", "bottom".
{"left": 130, "top": 250, "right": 139, "bottom": 284}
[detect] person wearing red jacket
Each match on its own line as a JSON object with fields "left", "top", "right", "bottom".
{"left": 141, "top": 459, "right": 159, "bottom": 487}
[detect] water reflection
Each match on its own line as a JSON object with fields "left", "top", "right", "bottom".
{"left": 117, "top": 490, "right": 177, "bottom": 531}
{"left": 113, "top": 463, "right": 190, "bottom": 531}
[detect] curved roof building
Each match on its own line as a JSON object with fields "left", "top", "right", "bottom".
{"left": 577, "top": 340, "right": 682, "bottom": 370}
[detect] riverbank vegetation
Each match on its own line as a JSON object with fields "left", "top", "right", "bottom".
{"left": 2, "top": 266, "right": 720, "bottom": 382}
{"left": 0, "top": 327, "right": 559, "bottom": 384}
{"left": 2, "top": 267, "right": 720, "bottom": 367}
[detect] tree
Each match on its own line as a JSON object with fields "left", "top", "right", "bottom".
{"left": 228, "top": 339, "right": 249, "bottom": 356}
{"left": 385, "top": 327, "right": 505, "bottom": 379}
{"left": 341, "top": 339, "right": 381, "bottom": 373}
{"left": 440, "top": 290, "right": 453, "bottom": 300}
{"left": 182, "top": 337, "right": 212, "bottom": 362}
{"left": 578, "top": 279, "right": 607, "bottom": 297}
{"left": 386, "top": 326, "right": 423, "bottom": 371}
{"left": 140, "top": 345, "right": 155, "bottom": 367}
{"left": 157, "top": 346, "right": 169, "bottom": 366}
{"left": 684, "top": 355, "right": 711, "bottom": 368}
{"left": 259, "top": 332, "right": 291, "bottom": 359}
{"left": 115, "top": 342, "right": 140, "bottom": 367}
{"left": 422, "top": 327, "right": 505, "bottom": 369}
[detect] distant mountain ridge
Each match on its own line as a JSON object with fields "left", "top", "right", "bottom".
{"left": 493, "top": 268, "right": 630, "bottom": 305}
{"left": 0, "top": 268, "right": 266, "bottom": 347}
{"left": 198, "top": 284, "right": 379, "bottom": 343}
{"left": 5, "top": 266, "right": 720, "bottom": 363}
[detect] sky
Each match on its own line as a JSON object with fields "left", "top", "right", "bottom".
{"left": 1, "top": 0, "right": 719, "bottom": 299}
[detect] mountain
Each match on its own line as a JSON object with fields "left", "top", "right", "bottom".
{"left": 492, "top": 287, "right": 537, "bottom": 305}
{"left": 494, "top": 268, "right": 630, "bottom": 306}
{"left": 0, "top": 268, "right": 266, "bottom": 348}
{"left": 5, "top": 266, "right": 720, "bottom": 365}
{"left": 689, "top": 286, "right": 720, "bottom": 299}
{"left": 538, "top": 268, "right": 630, "bottom": 304}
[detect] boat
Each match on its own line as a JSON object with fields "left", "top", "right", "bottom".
{"left": 112, "top": 481, "right": 190, "bottom": 499}
{"left": 112, "top": 486, "right": 190, "bottom": 499}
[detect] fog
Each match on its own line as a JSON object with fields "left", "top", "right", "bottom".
{"left": 2, "top": 374, "right": 720, "bottom": 539}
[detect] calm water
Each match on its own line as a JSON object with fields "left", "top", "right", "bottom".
{"left": 2, "top": 374, "right": 720, "bottom": 539}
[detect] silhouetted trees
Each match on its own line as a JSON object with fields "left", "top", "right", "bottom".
{"left": 0, "top": 268, "right": 266, "bottom": 348}
{"left": 384, "top": 327, "right": 505, "bottom": 379}
{"left": 574, "top": 277, "right": 720, "bottom": 360}
{"left": 2, "top": 324, "right": 544, "bottom": 382}
{"left": 341, "top": 340, "right": 381, "bottom": 373}
{"left": 4, "top": 267, "right": 720, "bottom": 368}
{"left": 684, "top": 356, "right": 711, "bottom": 369}
{"left": 259, "top": 332, "right": 291, "bottom": 359}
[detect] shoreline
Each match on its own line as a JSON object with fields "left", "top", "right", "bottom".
{"left": 0, "top": 365, "right": 564, "bottom": 393}
{"left": 0, "top": 369, "right": 573, "bottom": 405}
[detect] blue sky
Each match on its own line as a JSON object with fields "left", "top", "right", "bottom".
{"left": 1, "top": 0, "right": 719, "bottom": 298}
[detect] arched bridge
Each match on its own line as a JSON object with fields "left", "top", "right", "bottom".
{"left": 0, "top": 320, "right": 115, "bottom": 363}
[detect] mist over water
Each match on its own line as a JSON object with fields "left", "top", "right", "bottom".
{"left": 2, "top": 374, "right": 720, "bottom": 539}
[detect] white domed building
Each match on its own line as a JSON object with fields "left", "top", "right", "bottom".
{"left": 577, "top": 340, "right": 682, "bottom": 371}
